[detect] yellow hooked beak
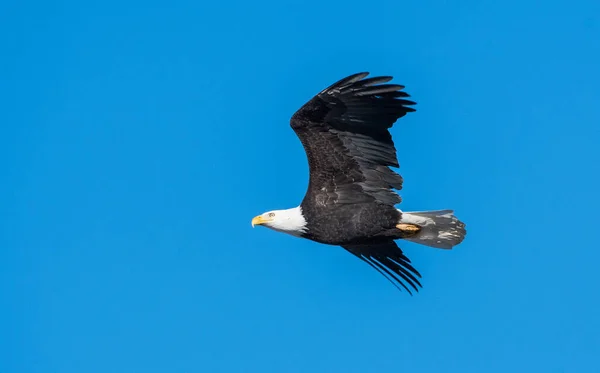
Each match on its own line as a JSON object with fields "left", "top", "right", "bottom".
{"left": 251, "top": 215, "right": 269, "bottom": 227}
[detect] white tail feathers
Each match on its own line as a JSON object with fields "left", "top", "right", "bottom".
{"left": 398, "top": 209, "right": 466, "bottom": 249}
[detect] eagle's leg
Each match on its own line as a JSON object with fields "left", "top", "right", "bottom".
{"left": 396, "top": 223, "right": 421, "bottom": 238}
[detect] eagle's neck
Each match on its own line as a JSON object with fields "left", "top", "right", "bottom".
{"left": 270, "top": 206, "right": 307, "bottom": 237}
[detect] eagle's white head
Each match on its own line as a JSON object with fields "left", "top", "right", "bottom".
{"left": 251, "top": 206, "right": 307, "bottom": 237}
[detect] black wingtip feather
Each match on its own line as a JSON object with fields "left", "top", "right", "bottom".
{"left": 374, "top": 257, "right": 418, "bottom": 294}
{"left": 388, "top": 91, "right": 411, "bottom": 98}
{"left": 355, "top": 76, "right": 394, "bottom": 87}
{"left": 342, "top": 242, "right": 423, "bottom": 294}
{"left": 354, "top": 84, "right": 406, "bottom": 96}
{"left": 358, "top": 255, "right": 408, "bottom": 293}
{"left": 391, "top": 256, "right": 421, "bottom": 278}
{"left": 317, "top": 73, "right": 417, "bottom": 115}
{"left": 320, "top": 72, "right": 370, "bottom": 94}
{"left": 381, "top": 257, "right": 422, "bottom": 290}
{"left": 371, "top": 258, "right": 415, "bottom": 295}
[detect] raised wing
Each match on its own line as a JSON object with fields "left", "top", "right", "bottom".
{"left": 342, "top": 241, "right": 422, "bottom": 294}
{"left": 290, "top": 72, "right": 416, "bottom": 207}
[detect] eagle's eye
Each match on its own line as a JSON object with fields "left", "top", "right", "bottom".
{"left": 268, "top": 212, "right": 275, "bottom": 218}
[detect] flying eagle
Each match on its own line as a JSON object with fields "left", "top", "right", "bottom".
{"left": 252, "top": 72, "right": 466, "bottom": 294}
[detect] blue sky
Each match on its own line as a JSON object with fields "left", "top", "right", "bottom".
{"left": 2, "top": 0, "right": 599, "bottom": 372}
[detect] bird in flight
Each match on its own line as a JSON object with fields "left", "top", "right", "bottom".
{"left": 252, "top": 72, "right": 466, "bottom": 294}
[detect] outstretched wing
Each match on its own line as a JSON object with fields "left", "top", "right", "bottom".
{"left": 290, "top": 72, "right": 416, "bottom": 207}
{"left": 342, "top": 241, "right": 422, "bottom": 294}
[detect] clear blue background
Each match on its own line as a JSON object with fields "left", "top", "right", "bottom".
{"left": 2, "top": 0, "right": 599, "bottom": 372}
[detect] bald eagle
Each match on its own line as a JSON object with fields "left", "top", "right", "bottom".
{"left": 252, "top": 72, "right": 466, "bottom": 294}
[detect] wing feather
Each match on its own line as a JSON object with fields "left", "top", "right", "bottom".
{"left": 290, "top": 72, "right": 416, "bottom": 208}
{"left": 342, "top": 241, "right": 422, "bottom": 294}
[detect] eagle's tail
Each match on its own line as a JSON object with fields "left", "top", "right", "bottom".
{"left": 397, "top": 210, "right": 466, "bottom": 249}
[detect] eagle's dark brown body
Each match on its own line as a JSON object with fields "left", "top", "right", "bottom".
{"left": 300, "top": 202, "right": 401, "bottom": 246}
